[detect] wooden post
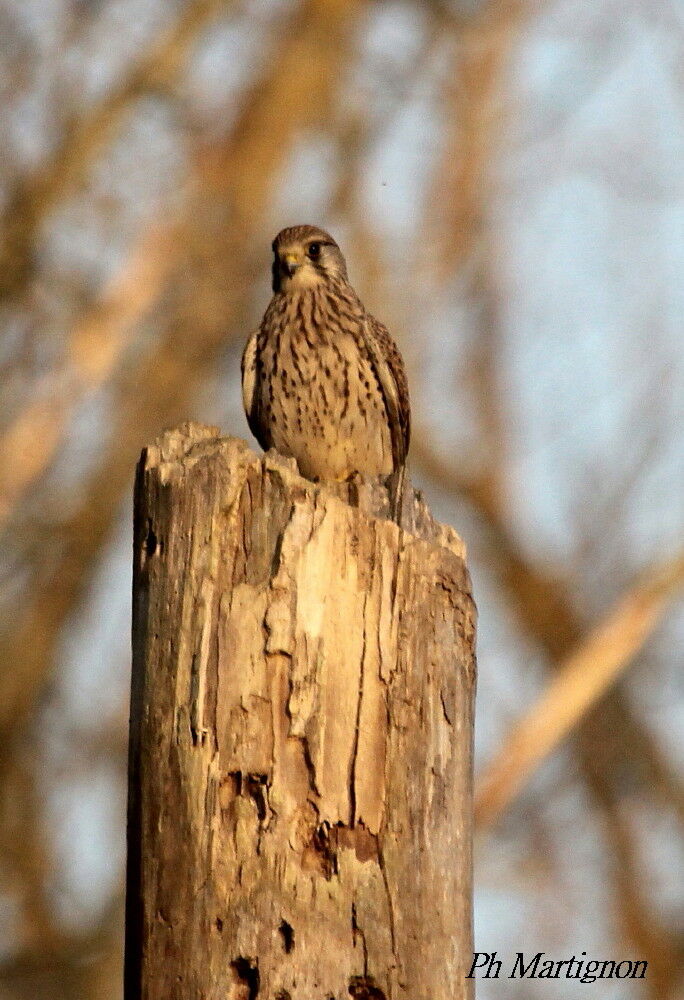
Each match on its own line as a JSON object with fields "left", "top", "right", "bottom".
{"left": 126, "top": 423, "right": 476, "bottom": 1000}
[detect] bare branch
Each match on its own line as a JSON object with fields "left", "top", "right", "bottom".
{"left": 0, "top": 0, "right": 366, "bottom": 742}
{"left": 0, "top": 0, "right": 226, "bottom": 299}
{"left": 430, "top": 0, "right": 535, "bottom": 274}
{"left": 0, "top": 227, "right": 176, "bottom": 530}
{"left": 578, "top": 735, "right": 682, "bottom": 1000}
{"left": 414, "top": 432, "right": 684, "bottom": 986}
{"left": 412, "top": 431, "right": 684, "bottom": 824}
{"left": 475, "top": 554, "right": 684, "bottom": 829}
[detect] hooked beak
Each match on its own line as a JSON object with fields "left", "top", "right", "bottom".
{"left": 282, "top": 252, "right": 301, "bottom": 277}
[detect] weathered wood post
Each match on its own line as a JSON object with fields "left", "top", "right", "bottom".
{"left": 126, "top": 422, "right": 476, "bottom": 1000}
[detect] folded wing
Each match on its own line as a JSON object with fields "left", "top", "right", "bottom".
{"left": 241, "top": 329, "right": 271, "bottom": 451}
{"left": 364, "top": 314, "right": 411, "bottom": 474}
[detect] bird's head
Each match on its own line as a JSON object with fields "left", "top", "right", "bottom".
{"left": 271, "top": 225, "right": 348, "bottom": 292}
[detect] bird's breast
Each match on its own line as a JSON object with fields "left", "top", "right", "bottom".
{"left": 257, "top": 291, "right": 393, "bottom": 480}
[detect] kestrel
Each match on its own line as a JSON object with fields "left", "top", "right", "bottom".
{"left": 242, "top": 225, "right": 411, "bottom": 521}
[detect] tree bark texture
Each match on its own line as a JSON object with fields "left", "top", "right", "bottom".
{"left": 126, "top": 422, "right": 476, "bottom": 1000}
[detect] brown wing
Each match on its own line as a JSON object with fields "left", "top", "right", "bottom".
{"left": 241, "top": 328, "right": 272, "bottom": 452}
{"left": 364, "top": 314, "right": 411, "bottom": 471}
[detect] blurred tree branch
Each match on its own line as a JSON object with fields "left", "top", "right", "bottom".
{"left": 0, "top": 0, "right": 364, "bottom": 812}
{"left": 0, "top": 892, "right": 124, "bottom": 1000}
{"left": 416, "top": 5, "right": 681, "bottom": 983}
{"left": 0, "top": 5, "right": 365, "bottom": 994}
{"left": 433, "top": 0, "right": 533, "bottom": 275}
{"left": 413, "top": 434, "right": 684, "bottom": 997}
{"left": 475, "top": 552, "right": 684, "bottom": 829}
{"left": 412, "top": 439, "right": 684, "bottom": 825}
{"left": 0, "top": 0, "right": 227, "bottom": 301}
{"left": 417, "top": 0, "right": 682, "bottom": 846}
{"left": 0, "top": 1, "right": 680, "bottom": 995}
{"left": 0, "top": 228, "right": 176, "bottom": 531}
{"left": 578, "top": 731, "right": 683, "bottom": 1000}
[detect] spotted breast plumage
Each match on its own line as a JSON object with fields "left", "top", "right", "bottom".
{"left": 242, "top": 225, "right": 410, "bottom": 519}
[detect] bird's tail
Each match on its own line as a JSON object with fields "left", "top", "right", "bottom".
{"left": 389, "top": 465, "right": 407, "bottom": 527}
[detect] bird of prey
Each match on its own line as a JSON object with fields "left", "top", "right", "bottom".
{"left": 242, "top": 225, "right": 411, "bottom": 522}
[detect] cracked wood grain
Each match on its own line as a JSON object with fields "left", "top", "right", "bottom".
{"left": 126, "top": 422, "right": 476, "bottom": 1000}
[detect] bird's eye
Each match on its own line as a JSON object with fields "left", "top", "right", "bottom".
{"left": 307, "top": 242, "right": 321, "bottom": 259}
